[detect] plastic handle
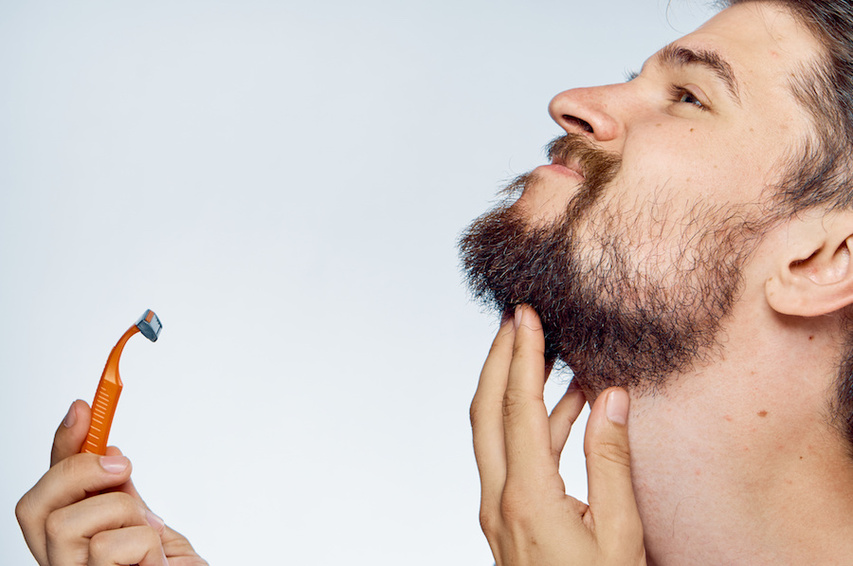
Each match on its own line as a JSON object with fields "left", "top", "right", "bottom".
{"left": 80, "top": 325, "right": 138, "bottom": 455}
{"left": 81, "top": 378, "right": 123, "bottom": 455}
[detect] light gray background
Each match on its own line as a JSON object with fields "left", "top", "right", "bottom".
{"left": 1, "top": 1, "right": 717, "bottom": 563}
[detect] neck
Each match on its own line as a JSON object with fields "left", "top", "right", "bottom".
{"left": 620, "top": 305, "right": 853, "bottom": 565}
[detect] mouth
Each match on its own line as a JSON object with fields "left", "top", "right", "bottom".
{"left": 542, "top": 156, "right": 585, "bottom": 181}
{"left": 553, "top": 156, "right": 585, "bottom": 180}
{"left": 544, "top": 134, "right": 609, "bottom": 184}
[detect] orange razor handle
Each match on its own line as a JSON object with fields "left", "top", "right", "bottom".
{"left": 82, "top": 375, "right": 123, "bottom": 455}
{"left": 80, "top": 310, "right": 161, "bottom": 455}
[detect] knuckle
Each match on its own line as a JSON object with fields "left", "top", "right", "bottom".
{"left": 511, "top": 334, "right": 544, "bottom": 358}
{"left": 591, "top": 439, "right": 631, "bottom": 468}
{"left": 90, "top": 525, "right": 159, "bottom": 561}
{"left": 142, "top": 525, "right": 162, "bottom": 546}
{"left": 15, "top": 493, "right": 34, "bottom": 527}
{"left": 44, "top": 508, "right": 71, "bottom": 542}
{"left": 478, "top": 508, "right": 499, "bottom": 537}
{"left": 98, "top": 491, "right": 147, "bottom": 523}
{"left": 498, "top": 488, "right": 533, "bottom": 526}
{"left": 88, "top": 529, "right": 113, "bottom": 559}
{"left": 56, "top": 452, "right": 89, "bottom": 478}
{"left": 510, "top": 340, "right": 529, "bottom": 360}
{"left": 501, "top": 389, "right": 536, "bottom": 420}
{"left": 118, "top": 492, "right": 146, "bottom": 519}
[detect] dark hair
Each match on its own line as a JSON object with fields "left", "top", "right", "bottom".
{"left": 724, "top": 0, "right": 853, "bottom": 451}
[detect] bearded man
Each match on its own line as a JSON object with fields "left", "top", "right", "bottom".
{"left": 461, "top": 1, "right": 853, "bottom": 564}
{"left": 15, "top": 1, "right": 853, "bottom": 565}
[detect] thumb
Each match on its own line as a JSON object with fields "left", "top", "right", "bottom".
{"left": 104, "top": 446, "right": 145, "bottom": 502}
{"left": 50, "top": 400, "right": 92, "bottom": 466}
{"left": 584, "top": 387, "right": 643, "bottom": 549}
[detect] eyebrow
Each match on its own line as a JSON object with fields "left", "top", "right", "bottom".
{"left": 653, "top": 43, "right": 742, "bottom": 105}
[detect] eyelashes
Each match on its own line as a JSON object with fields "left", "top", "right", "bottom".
{"left": 668, "top": 85, "right": 708, "bottom": 110}
{"left": 624, "top": 70, "right": 710, "bottom": 111}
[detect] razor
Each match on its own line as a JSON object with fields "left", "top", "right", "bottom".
{"left": 81, "top": 309, "right": 163, "bottom": 455}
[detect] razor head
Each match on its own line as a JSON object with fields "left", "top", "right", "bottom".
{"left": 136, "top": 309, "right": 163, "bottom": 342}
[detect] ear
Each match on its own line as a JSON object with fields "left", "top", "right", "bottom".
{"left": 766, "top": 210, "right": 853, "bottom": 317}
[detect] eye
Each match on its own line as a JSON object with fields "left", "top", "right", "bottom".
{"left": 624, "top": 69, "right": 639, "bottom": 83}
{"left": 669, "top": 85, "right": 707, "bottom": 111}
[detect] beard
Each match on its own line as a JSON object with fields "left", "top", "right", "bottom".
{"left": 458, "top": 134, "right": 765, "bottom": 395}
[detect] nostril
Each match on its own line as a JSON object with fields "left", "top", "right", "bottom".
{"left": 563, "top": 114, "right": 594, "bottom": 133}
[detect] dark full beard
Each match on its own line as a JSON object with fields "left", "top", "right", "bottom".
{"left": 459, "top": 135, "right": 763, "bottom": 395}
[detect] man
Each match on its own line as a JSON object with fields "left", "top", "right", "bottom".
{"left": 460, "top": 0, "right": 853, "bottom": 564}
{"left": 16, "top": 1, "right": 853, "bottom": 564}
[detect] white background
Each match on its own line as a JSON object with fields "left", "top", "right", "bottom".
{"left": 1, "top": 1, "right": 717, "bottom": 563}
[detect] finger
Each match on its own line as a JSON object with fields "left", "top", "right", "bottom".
{"left": 51, "top": 400, "right": 92, "bottom": 467}
{"left": 471, "top": 314, "right": 516, "bottom": 509}
{"left": 101, "top": 447, "right": 170, "bottom": 541}
{"left": 548, "top": 381, "right": 587, "bottom": 463}
{"left": 103, "top": 447, "right": 147, "bottom": 504}
{"left": 45, "top": 491, "right": 157, "bottom": 565}
{"left": 161, "top": 525, "right": 209, "bottom": 564}
{"left": 88, "top": 526, "right": 168, "bottom": 566}
{"left": 16, "top": 453, "right": 133, "bottom": 564}
{"left": 102, "top": 448, "right": 169, "bottom": 539}
{"left": 583, "top": 387, "right": 644, "bottom": 550}
{"left": 503, "top": 305, "right": 555, "bottom": 485}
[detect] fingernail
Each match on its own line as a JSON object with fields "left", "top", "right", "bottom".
{"left": 63, "top": 402, "right": 77, "bottom": 428}
{"left": 513, "top": 305, "right": 523, "bottom": 330}
{"left": 146, "top": 509, "right": 165, "bottom": 533}
{"left": 605, "top": 389, "right": 629, "bottom": 426}
{"left": 99, "top": 455, "right": 130, "bottom": 473}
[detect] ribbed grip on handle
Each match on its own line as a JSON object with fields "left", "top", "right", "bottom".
{"left": 81, "top": 378, "right": 123, "bottom": 455}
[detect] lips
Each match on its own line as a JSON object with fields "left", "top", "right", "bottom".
{"left": 553, "top": 156, "right": 585, "bottom": 180}
{"left": 547, "top": 136, "right": 590, "bottom": 181}
{"left": 542, "top": 134, "right": 622, "bottom": 198}
{"left": 544, "top": 157, "right": 585, "bottom": 181}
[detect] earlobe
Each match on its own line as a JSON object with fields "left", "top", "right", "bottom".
{"left": 766, "top": 217, "right": 853, "bottom": 317}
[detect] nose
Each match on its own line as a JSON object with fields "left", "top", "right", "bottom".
{"left": 548, "top": 85, "right": 624, "bottom": 143}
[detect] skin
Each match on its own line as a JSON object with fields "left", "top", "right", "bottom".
{"left": 472, "top": 306, "right": 645, "bottom": 565}
{"left": 16, "top": 399, "right": 207, "bottom": 566}
{"left": 15, "top": 3, "right": 853, "bottom": 565}
{"left": 473, "top": 3, "right": 853, "bottom": 565}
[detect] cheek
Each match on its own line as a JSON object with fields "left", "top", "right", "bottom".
{"left": 618, "top": 128, "right": 770, "bottom": 206}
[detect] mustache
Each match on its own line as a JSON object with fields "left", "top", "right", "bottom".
{"left": 546, "top": 133, "right": 614, "bottom": 174}
{"left": 546, "top": 133, "right": 622, "bottom": 214}
{"left": 500, "top": 134, "right": 622, "bottom": 216}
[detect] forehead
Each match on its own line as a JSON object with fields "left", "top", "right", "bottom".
{"left": 662, "top": 2, "right": 823, "bottom": 98}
